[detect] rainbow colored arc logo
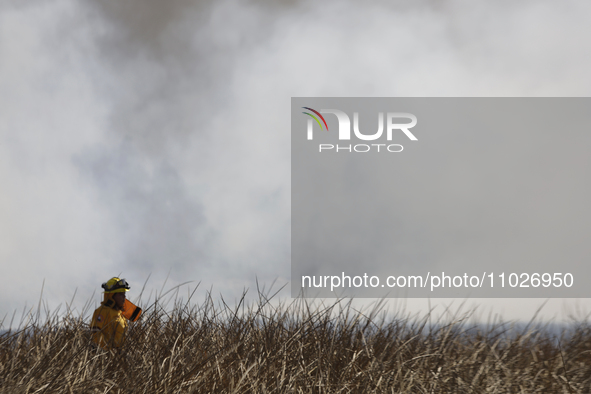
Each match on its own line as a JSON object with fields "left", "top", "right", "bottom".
{"left": 301, "top": 107, "right": 329, "bottom": 131}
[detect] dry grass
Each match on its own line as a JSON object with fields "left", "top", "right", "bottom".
{"left": 2, "top": 287, "right": 591, "bottom": 393}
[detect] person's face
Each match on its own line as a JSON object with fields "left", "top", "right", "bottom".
{"left": 113, "top": 292, "right": 126, "bottom": 308}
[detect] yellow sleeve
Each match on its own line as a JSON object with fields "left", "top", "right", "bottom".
{"left": 111, "top": 315, "right": 127, "bottom": 348}
{"left": 90, "top": 308, "right": 107, "bottom": 348}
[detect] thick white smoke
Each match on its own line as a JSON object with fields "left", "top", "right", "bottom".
{"left": 1, "top": 0, "right": 590, "bottom": 323}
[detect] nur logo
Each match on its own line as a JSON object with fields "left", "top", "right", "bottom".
{"left": 301, "top": 107, "right": 418, "bottom": 153}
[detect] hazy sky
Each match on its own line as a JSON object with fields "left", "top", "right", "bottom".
{"left": 2, "top": 0, "right": 591, "bottom": 324}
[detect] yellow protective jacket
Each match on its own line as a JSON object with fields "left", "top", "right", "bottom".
{"left": 90, "top": 292, "right": 128, "bottom": 349}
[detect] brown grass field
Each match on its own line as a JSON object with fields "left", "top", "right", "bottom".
{"left": 1, "top": 286, "right": 591, "bottom": 393}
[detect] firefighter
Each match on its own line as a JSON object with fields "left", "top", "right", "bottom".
{"left": 90, "top": 277, "right": 142, "bottom": 349}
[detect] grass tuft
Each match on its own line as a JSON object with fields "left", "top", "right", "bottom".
{"left": 2, "top": 288, "right": 591, "bottom": 393}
